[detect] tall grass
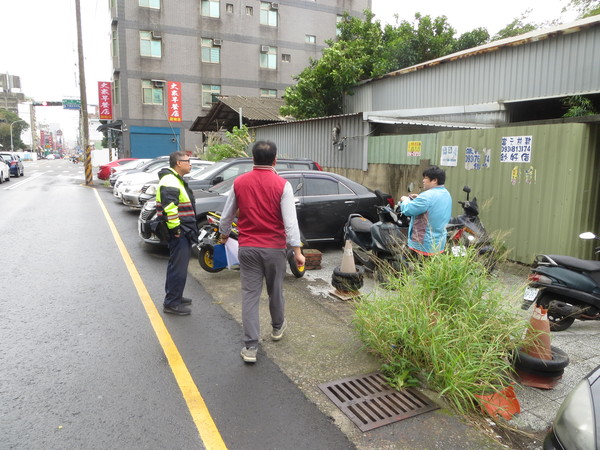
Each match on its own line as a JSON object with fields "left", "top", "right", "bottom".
{"left": 354, "top": 248, "right": 529, "bottom": 415}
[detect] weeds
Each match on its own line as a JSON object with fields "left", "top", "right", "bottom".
{"left": 354, "top": 247, "right": 529, "bottom": 415}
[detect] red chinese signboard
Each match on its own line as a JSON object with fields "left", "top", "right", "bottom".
{"left": 167, "top": 81, "right": 182, "bottom": 122}
{"left": 98, "top": 81, "right": 113, "bottom": 120}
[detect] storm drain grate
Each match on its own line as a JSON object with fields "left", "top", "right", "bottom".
{"left": 318, "top": 372, "right": 439, "bottom": 432}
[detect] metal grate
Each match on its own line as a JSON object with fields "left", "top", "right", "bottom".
{"left": 318, "top": 372, "right": 439, "bottom": 432}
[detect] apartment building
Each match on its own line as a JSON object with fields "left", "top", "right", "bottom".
{"left": 108, "top": 0, "right": 371, "bottom": 157}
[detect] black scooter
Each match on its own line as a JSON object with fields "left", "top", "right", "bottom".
{"left": 344, "top": 204, "right": 409, "bottom": 271}
{"left": 522, "top": 232, "right": 600, "bottom": 331}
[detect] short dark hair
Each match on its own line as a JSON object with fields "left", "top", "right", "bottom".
{"left": 169, "top": 151, "right": 187, "bottom": 168}
{"left": 252, "top": 141, "right": 277, "bottom": 166}
{"left": 423, "top": 166, "right": 446, "bottom": 185}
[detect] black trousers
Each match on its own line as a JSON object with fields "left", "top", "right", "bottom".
{"left": 164, "top": 234, "right": 192, "bottom": 307}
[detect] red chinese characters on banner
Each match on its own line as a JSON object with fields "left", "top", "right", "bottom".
{"left": 167, "top": 81, "right": 182, "bottom": 122}
{"left": 98, "top": 82, "right": 113, "bottom": 120}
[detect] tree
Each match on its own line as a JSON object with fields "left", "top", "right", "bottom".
{"left": 0, "top": 109, "right": 29, "bottom": 150}
{"left": 562, "top": 95, "right": 598, "bottom": 117}
{"left": 492, "top": 10, "right": 538, "bottom": 40}
{"left": 205, "top": 125, "right": 253, "bottom": 161}
{"left": 565, "top": 0, "right": 600, "bottom": 17}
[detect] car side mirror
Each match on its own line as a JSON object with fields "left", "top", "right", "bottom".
{"left": 212, "top": 176, "right": 223, "bottom": 185}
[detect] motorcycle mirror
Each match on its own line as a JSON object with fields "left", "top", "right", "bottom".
{"left": 462, "top": 186, "right": 471, "bottom": 193}
{"left": 579, "top": 232, "right": 597, "bottom": 240}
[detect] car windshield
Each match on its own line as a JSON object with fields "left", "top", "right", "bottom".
{"left": 208, "top": 177, "right": 236, "bottom": 194}
{"left": 189, "top": 160, "right": 232, "bottom": 180}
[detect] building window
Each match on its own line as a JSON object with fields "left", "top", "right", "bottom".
{"left": 260, "top": 89, "right": 277, "bottom": 98}
{"left": 260, "top": 46, "right": 277, "bottom": 69}
{"left": 111, "top": 29, "right": 119, "bottom": 58}
{"left": 113, "top": 79, "right": 120, "bottom": 105}
{"left": 305, "top": 34, "right": 316, "bottom": 44}
{"left": 140, "top": 31, "right": 162, "bottom": 58}
{"left": 202, "top": 84, "right": 221, "bottom": 107}
{"left": 142, "top": 80, "right": 164, "bottom": 105}
{"left": 201, "top": 0, "right": 220, "bottom": 17}
{"left": 139, "top": 0, "right": 160, "bottom": 8}
{"left": 260, "top": 2, "right": 277, "bottom": 26}
{"left": 201, "top": 38, "right": 221, "bottom": 63}
{"left": 281, "top": 53, "right": 291, "bottom": 63}
{"left": 245, "top": 6, "right": 253, "bottom": 15}
{"left": 226, "top": 3, "right": 233, "bottom": 13}
{"left": 336, "top": 15, "right": 344, "bottom": 36}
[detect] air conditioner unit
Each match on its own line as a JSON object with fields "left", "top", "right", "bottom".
{"left": 261, "top": 45, "right": 270, "bottom": 53}
{"left": 151, "top": 31, "right": 162, "bottom": 39}
{"left": 213, "top": 39, "right": 222, "bottom": 46}
{"left": 151, "top": 80, "right": 165, "bottom": 88}
{"left": 271, "top": 2, "right": 279, "bottom": 9}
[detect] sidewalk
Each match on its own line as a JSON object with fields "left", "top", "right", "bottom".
{"left": 188, "top": 247, "right": 599, "bottom": 449}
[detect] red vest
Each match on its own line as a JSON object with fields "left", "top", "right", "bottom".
{"left": 234, "top": 167, "right": 287, "bottom": 248}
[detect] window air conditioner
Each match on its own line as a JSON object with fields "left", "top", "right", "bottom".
{"left": 151, "top": 80, "right": 165, "bottom": 88}
{"left": 271, "top": 2, "right": 279, "bottom": 9}
{"left": 261, "top": 45, "right": 270, "bottom": 53}
{"left": 151, "top": 31, "right": 162, "bottom": 39}
{"left": 213, "top": 39, "right": 222, "bottom": 46}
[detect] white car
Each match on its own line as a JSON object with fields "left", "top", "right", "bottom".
{"left": 0, "top": 156, "right": 10, "bottom": 183}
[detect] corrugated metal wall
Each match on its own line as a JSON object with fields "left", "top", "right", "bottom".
{"left": 436, "top": 123, "right": 600, "bottom": 263}
{"left": 367, "top": 134, "right": 438, "bottom": 164}
{"left": 254, "top": 114, "right": 370, "bottom": 170}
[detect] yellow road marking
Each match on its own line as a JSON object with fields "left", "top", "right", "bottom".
{"left": 93, "top": 189, "right": 227, "bottom": 450}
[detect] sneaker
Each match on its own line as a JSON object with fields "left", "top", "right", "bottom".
{"left": 240, "top": 346, "right": 257, "bottom": 363}
{"left": 271, "top": 319, "right": 287, "bottom": 341}
{"left": 181, "top": 297, "right": 192, "bottom": 305}
{"left": 163, "top": 304, "right": 191, "bottom": 315}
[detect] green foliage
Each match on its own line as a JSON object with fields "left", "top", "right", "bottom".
{"left": 0, "top": 109, "right": 29, "bottom": 150}
{"left": 492, "top": 11, "right": 537, "bottom": 40}
{"left": 354, "top": 249, "right": 529, "bottom": 415}
{"left": 562, "top": 95, "right": 598, "bottom": 117}
{"left": 205, "top": 125, "right": 253, "bottom": 161}
{"left": 565, "top": 0, "right": 600, "bottom": 18}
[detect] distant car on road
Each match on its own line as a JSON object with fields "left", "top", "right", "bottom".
{"left": 139, "top": 170, "right": 394, "bottom": 245}
{"left": 0, "top": 155, "right": 11, "bottom": 183}
{"left": 0, "top": 152, "right": 24, "bottom": 177}
{"left": 97, "top": 158, "right": 137, "bottom": 180}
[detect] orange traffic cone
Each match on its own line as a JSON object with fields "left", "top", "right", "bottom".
{"left": 523, "top": 305, "right": 552, "bottom": 360}
{"left": 476, "top": 384, "right": 521, "bottom": 420}
{"left": 340, "top": 240, "right": 357, "bottom": 273}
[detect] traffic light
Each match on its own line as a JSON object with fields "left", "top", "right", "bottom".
{"left": 33, "top": 101, "right": 63, "bottom": 106}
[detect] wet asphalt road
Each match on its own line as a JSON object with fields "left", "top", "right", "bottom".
{"left": 0, "top": 159, "right": 354, "bottom": 449}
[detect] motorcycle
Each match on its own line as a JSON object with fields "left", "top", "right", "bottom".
{"left": 197, "top": 211, "right": 306, "bottom": 278}
{"left": 522, "top": 231, "right": 600, "bottom": 331}
{"left": 446, "top": 186, "right": 496, "bottom": 269}
{"left": 344, "top": 204, "right": 410, "bottom": 272}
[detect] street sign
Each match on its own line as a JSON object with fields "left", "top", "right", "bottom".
{"left": 62, "top": 99, "right": 81, "bottom": 110}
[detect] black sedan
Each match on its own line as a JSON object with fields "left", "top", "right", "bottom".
{"left": 138, "top": 170, "right": 394, "bottom": 245}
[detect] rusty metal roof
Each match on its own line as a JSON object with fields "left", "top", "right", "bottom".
{"left": 189, "top": 96, "right": 289, "bottom": 132}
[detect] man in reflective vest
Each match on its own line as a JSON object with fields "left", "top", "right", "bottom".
{"left": 156, "top": 151, "right": 199, "bottom": 315}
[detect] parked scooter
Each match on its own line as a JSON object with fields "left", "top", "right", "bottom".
{"left": 197, "top": 211, "right": 306, "bottom": 278}
{"left": 344, "top": 204, "right": 410, "bottom": 272}
{"left": 522, "top": 232, "right": 600, "bottom": 331}
{"left": 446, "top": 186, "right": 496, "bottom": 269}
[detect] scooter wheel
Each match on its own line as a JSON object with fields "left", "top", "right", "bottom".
{"left": 198, "top": 247, "right": 226, "bottom": 273}
{"left": 537, "top": 294, "right": 577, "bottom": 331}
{"left": 288, "top": 250, "right": 305, "bottom": 278}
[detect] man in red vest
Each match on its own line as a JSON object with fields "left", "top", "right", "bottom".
{"left": 219, "top": 141, "right": 305, "bottom": 363}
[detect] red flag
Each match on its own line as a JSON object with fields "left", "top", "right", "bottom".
{"left": 167, "top": 81, "right": 182, "bottom": 122}
{"left": 98, "top": 81, "right": 113, "bottom": 120}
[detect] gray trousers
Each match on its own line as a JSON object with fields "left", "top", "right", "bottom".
{"left": 238, "top": 246, "right": 287, "bottom": 347}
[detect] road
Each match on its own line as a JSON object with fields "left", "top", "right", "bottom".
{"left": 0, "top": 159, "right": 354, "bottom": 449}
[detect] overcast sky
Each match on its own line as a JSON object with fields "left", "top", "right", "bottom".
{"left": 1, "top": 0, "right": 579, "bottom": 142}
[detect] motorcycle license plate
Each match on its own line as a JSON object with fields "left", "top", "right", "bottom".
{"left": 198, "top": 229, "right": 208, "bottom": 243}
{"left": 523, "top": 287, "right": 539, "bottom": 302}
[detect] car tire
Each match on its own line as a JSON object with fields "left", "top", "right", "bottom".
{"left": 512, "top": 346, "right": 569, "bottom": 373}
{"left": 332, "top": 265, "right": 364, "bottom": 291}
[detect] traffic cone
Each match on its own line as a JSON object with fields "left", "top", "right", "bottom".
{"left": 340, "top": 240, "right": 356, "bottom": 273}
{"left": 523, "top": 305, "right": 552, "bottom": 360}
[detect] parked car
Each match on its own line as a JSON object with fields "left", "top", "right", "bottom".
{"left": 544, "top": 364, "right": 600, "bottom": 449}
{"left": 121, "top": 159, "right": 213, "bottom": 207}
{"left": 0, "top": 152, "right": 24, "bottom": 177}
{"left": 110, "top": 156, "right": 169, "bottom": 186}
{"left": 137, "top": 157, "right": 322, "bottom": 205}
{"left": 0, "top": 155, "right": 11, "bottom": 183}
{"left": 139, "top": 170, "right": 394, "bottom": 245}
{"left": 97, "top": 158, "right": 137, "bottom": 180}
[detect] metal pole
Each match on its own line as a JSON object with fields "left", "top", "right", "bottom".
{"left": 75, "top": 0, "right": 93, "bottom": 185}
{"left": 10, "top": 119, "right": 26, "bottom": 151}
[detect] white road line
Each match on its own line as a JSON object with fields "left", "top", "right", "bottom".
{"left": 3, "top": 171, "right": 48, "bottom": 190}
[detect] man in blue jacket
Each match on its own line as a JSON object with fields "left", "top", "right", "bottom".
{"left": 400, "top": 166, "right": 452, "bottom": 257}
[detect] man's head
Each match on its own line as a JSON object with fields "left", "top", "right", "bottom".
{"left": 252, "top": 141, "right": 277, "bottom": 166}
{"left": 422, "top": 166, "right": 446, "bottom": 190}
{"left": 169, "top": 151, "right": 192, "bottom": 176}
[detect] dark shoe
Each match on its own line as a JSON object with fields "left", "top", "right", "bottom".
{"left": 181, "top": 297, "right": 192, "bottom": 305}
{"left": 163, "top": 304, "right": 191, "bottom": 315}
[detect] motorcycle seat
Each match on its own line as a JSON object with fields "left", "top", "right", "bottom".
{"left": 350, "top": 216, "right": 374, "bottom": 233}
{"left": 543, "top": 255, "right": 600, "bottom": 273}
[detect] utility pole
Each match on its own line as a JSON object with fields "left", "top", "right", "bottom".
{"left": 75, "top": 0, "right": 93, "bottom": 185}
